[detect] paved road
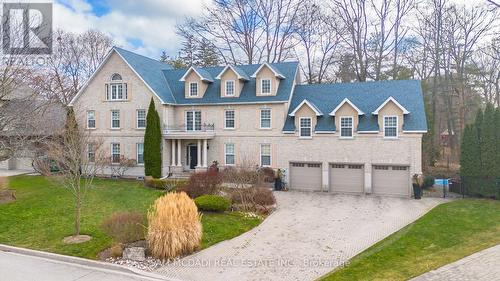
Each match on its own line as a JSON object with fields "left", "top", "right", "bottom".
{"left": 411, "top": 244, "right": 500, "bottom": 281}
{"left": 156, "top": 192, "right": 445, "bottom": 281}
{"left": 0, "top": 250, "right": 165, "bottom": 281}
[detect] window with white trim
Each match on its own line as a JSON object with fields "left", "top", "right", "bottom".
{"left": 224, "top": 143, "right": 235, "bottom": 165}
{"left": 224, "top": 110, "right": 235, "bottom": 129}
{"left": 260, "top": 144, "right": 271, "bottom": 166}
{"left": 260, "top": 109, "right": 271, "bottom": 129}
{"left": 111, "top": 110, "right": 120, "bottom": 129}
{"left": 111, "top": 143, "right": 120, "bottom": 164}
{"left": 384, "top": 116, "right": 398, "bottom": 138}
{"left": 106, "top": 74, "right": 127, "bottom": 101}
{"left": 136, "top": 143, "right": 144, "bottom": 164}
{"left": 137, "top": 109, "right": 146, "bottom": 129}
{"left": 189, "top": 82, "right": 198, "bottom": 97}
{"left": 186, "top": 110, "right": 201, "bottom": 131}
{"left": 87, "top": 143, "right": 95, "bottom": 163}
{"left": 261, "top": 79, "right": 271, "bottom": 94}
{"left": 299, "top": 117, "right": 312, "bottom": 137}
{"left": 340, "top": 117, "right": 353, "bottom": 138}
{"left": 87, "top": 110, "right": 96, "bottom": 129}
{"left": 225, "top": 80, "right": 235, "bottom": 96}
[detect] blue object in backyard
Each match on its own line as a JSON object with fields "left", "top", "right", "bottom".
{"left": 434, "top": 178, "right": 449, "bottom": 187}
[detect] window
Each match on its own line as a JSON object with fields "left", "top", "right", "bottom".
{"left": 260, "top": 144, "right": 271, "bottom": 166}
{"left": 384, "top": 116, "right": 398, "bottom": 138}
{"left": 260, "top": 109, "right": 271, "bottom": 129}
{"left": 224, "top": 143, "right": 235, "bottom": 165}
{"left": 111, "top": 73, "right": 122, "bottom": 81}
{"left": 87, "top": 143, "right": 95, "bottom": 163}
{"left": 111, "top": 143, "right": 120, "bottom": 164}
{"left": 186, "top": 110, "right": 201, "bottom": 131}
{"left": 225, "top": 80, "right": 235, "bottom": 96}
{"left": 106, "top": 81, "right": 127, "bottom": 101}
{"left": 111, "top": 110, "right": 120, "bottom": 129}
{"left": 340, "top": 117, "right": 353, "bottom": 138}
{"left": 87, "top": 110, "right": 96, "bottom": 129}
{"left": 137, "top": 109, "right": 146, "bottom": 129}
{"left": 299, "top": 117, "right": 312, "bottom": 137}
{"left": 224, "top": 110, "right": 235, "bottom": 129}
{"left": 136, "top": 143, "right": 144, "bottom": 165}
{"left": 189, "top": 82, "right": 198, "bottom": 97}
{"left": 261, "top": 79, "right": 271, "bottom": 94}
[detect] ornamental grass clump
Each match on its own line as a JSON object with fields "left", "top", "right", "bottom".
{"left": 147, "top": 192, "right": 202, "bottom": 260}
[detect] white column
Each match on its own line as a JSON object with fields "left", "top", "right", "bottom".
{"left": 176, "top": 139, "right": 182, "bottom": 166}
{"left": 171, "top": 140, "right": 175, "bottom": 166}
{"left": 203, "top": 139, "right": 208, "bottom": 167}
{"left": 196, "top": 139, "right": 202, "bottom": 168}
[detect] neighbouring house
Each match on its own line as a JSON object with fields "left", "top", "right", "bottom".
{"left": 69, "top": 47, "right": 427, "bottom": 197}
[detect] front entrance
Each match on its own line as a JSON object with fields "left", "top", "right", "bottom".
{"left": 187, "top": 144, "right": 198, "bottom": 169}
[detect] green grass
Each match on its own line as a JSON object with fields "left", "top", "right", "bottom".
{"left": 320, "top": 199, "right": 500, "bottom": 281}
{"left": 0, "top": 175, "right": 262, "bottom": 259}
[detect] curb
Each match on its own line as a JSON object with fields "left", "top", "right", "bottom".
{"left": 0, "top": 244, "right": 175, "bottom": 281}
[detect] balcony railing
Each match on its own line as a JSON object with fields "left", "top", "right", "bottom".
{"left": 164, "top": 123, "right": 215, "bottom": 133}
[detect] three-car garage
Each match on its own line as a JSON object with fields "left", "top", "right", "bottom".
{"left": 288, "top": 162, "right": 411, "bottom": 197}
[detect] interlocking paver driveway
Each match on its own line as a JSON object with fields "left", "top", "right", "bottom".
{"left": 156, "top": 192, "right": 445, "bottom": 281}
{"left": 411, "top": 244, "right": 500, "bottom": 281}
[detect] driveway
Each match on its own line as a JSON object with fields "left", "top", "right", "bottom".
{"left": 156, "top": 192, "right": 445, "bottom": 281}
{"left": 0, "top": 169, "right": 34, "bottom": 177}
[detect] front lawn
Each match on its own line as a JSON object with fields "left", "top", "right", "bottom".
{"left": 0, "top": 175, "right": 262, "bottom": 259}
{"left": 320, "top": 199, "right": 500, "bottom": 281}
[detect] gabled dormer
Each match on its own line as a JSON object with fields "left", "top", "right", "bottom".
{"left": 179, "top": 66, "right": 214, "bottom": 99}
{"left": 372, "top": 96, "right": 410, "bottom": 138}
{"left": 251, "top": 62, "right": 285, "bottom": 97}
{"left": 329, "top": 98, "right": 364, "bottom": 138}
{"left": 289, "top": 99, "right": 323, "bottom": 138}
{"left": 215, "top": 65, "right": 249, "bottom": 98}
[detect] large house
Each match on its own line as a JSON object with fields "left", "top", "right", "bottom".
{"left": 69, "top": 47, "right": 427, "bottom": 197}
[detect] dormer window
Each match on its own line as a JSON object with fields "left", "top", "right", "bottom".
{"left": 189, "top": 82, "right": 199, "bottom": 97}
{"left": 225, "top": 80, "right": 235, "bottom": 96}
{"left": 384, "top": 116, "right": 398, "bottom": 138}
{"left": 340, "top": 117, "right": 353, "bottom": 138}
{"left": 261, "top": 79, "right": 272, "bottom": 94}
{"left": 106, "top": 73, "right": 127, "bottom": 101}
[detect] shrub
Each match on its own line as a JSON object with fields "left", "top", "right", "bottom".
{"left": 147, "top": 192, "right": 202, "bottom": 260}
{"left": 109, "top": 244, "right": 123, "bottom": 257}
{"left": 422, "top": 175, "right": 435, "bottom": 189}
{"left": 177, "top": 169, "right": 222, "bottom": 198}
{"left": 144, "top": 176, "right": 187, "bottom": 191}
{"left": 194, "top": 195, "right": 231, "bottom": 212}
{"left": 259, "top": 167, "right": 275, "bottom": 182}
{"left": 230, "top": 187, "right": 276, "bottom": 214}
{"left": 101, "top": 212, "right": 145, "bottom": 244}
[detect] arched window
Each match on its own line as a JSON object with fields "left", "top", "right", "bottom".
{"left": 111, "top": 73, "right": 122, "bottom": 81}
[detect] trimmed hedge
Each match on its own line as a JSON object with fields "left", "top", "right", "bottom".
{"left": 144, "top": 176, "right": 187, "bottom": 191}
{"left": 422, "top": 175, "right": 435, "bottom": 189}
{"left": 194, "top": 195, "right": 231, "bottom": 212}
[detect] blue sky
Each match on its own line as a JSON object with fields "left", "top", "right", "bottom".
{"left": 53, "top": 0, "right": 208, "bottom": 58}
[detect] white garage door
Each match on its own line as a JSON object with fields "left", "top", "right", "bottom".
{"left": 372, "top": 165, "right": 410, "bottom": 197}
{"left": 289, "top": 162, "right": 322, "bottom": 191}
{"left": 329, "top": 164, "right": 364, "bottom": 193}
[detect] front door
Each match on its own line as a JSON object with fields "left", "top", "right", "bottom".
{"left": 188, "top": 145, "right": 198, "bottom": 169}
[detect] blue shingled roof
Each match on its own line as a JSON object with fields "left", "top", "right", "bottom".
{"left": 232, "top": 66, "right": 250, "bottom": 80}
{"left": 162, "top": 62, "right": 298, "bottom": 104}
{"left": 191, "top": 67, "right": 214, "bottom": 82}
{"left": 283, "top": 80, "right": 427, "bottom": 132}
{"left": 114, "top": 47, "right": 175, "bottom": 103}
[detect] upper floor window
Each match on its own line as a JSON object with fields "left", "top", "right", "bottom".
{"left": 299, "top": 117, "right": 312, "bottom": 138}
{"left": 111, "top": 143, "right": 121, "bottom": 163}
{"left": 261, "top": 79, "right": 271, "bottom": 94}
{"left": 224, "top": 143, "right": 235, "bottom": 165}
{"left": 189, "top": 82, "right": 198, "bottom": 97}
{"left": 224, "top": 110, "right": 235, "bottom": 129}
{"left": 87, "top": 143, "right": 95, "bottom": 163}
{"left": 87, "top": 110, "right": 96, "bottom": 129}
{"left": 137, "top": 109, "right": 146, "bottom": 129}
{"left": 260, "top": 109, "right": 271, "bottom": 129}
{"left": 106, "top": 73, "right": 127, "bottom": 101}
{"left": 136, "top": 143, "right": 144, "bottom": 165}
{"left": 225, "top": 80, "right": 235, "bottom": 96}
{"left": 260, "top": 144, "right": 271, "bottom": 167}
{"left": 340, "top": 117, "right": 353, "bottom": 138}
{"left": 384, "top": 116, "right": 398, "bottom": 138}
{"left": 111, "top": 110, "right": 120, "bottom": 129}
{"left": 186, "top": 110, "right": 201, "bottom": 131}
{"left": 111, "top": 73, "right": 122, "bottom": 81}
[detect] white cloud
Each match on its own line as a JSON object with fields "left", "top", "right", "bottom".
{"left": 53, "top": 0, "right": 207, "bottom": 59}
